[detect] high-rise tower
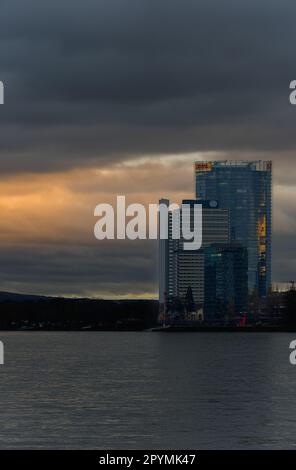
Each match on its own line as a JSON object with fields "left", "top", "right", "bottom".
{"left": 195, "top": 160, "right": 272, "bottom": 296}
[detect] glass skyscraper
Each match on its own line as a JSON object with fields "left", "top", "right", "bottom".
{"left": 204, "top": 243, "right": 248, "bottom": 322}
{"left": 195, "top": 160, "right": 272, "bottom": 297}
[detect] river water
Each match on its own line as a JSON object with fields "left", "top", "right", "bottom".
{"left": 0, "top": 331, "right": 295, "bottom": 449}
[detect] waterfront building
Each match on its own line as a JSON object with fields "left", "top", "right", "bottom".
{"left": 159, "top": 199, "right": 229, "bottom": 316}
{"left": 204, "top": 243, "right": 248, "bottom": 323}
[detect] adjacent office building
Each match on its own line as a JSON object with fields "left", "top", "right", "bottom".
{"left": 204, "top": 243, "right": 248, "bottom": 322}
{"left": 195, "top": 160, "right": 272, "bottom": 297}
{"left": 159, "top": 199, "right": 229, "bottom": 314}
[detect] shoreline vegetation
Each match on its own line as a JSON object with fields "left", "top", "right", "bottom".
{"left": 0, "top": 289, "right": 295, "bottom": 332}
{"left": 0, "top": 292, "right": 158, "bottom": 331}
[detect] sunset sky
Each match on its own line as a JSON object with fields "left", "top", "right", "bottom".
{"left": 0, "top": 0, "right": 295, "bottom": 298}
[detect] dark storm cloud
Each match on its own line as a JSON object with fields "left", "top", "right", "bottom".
{"left": 0, "top": 240, "right": 158, "bottom": 297}
{"left": 0, "top": 0, "right": 296, "bottom": 295}
{"left": 273, "top": 233, "right": 296, "bottom": 284}
{"left": 0, "top": 0, "right": 296, "bottom": 172}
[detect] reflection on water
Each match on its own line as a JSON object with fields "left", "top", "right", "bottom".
{"left": 0, "top": 331, "right": 295, "bottom": 449}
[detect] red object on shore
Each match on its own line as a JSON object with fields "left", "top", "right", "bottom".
{"left": 239, "top": 314, "right": 247, "bottom": 327}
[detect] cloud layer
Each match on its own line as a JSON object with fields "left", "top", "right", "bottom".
{"left": 0, "top": 0, "right": 295, "bottom": 295}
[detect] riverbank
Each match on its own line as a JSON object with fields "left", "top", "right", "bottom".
{"left": 151, "top": 325, "right": 296, "bottom": 332}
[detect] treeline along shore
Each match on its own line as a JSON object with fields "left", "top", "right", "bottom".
{"left": 0, "top": 287, "right": 296, "bottom": 331}
{"left": 0, "top": 292, "right": 159, "bottom": 331}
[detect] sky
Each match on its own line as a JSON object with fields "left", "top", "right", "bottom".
{"left": 0, "top": 0, "right": 295, "bottom": 298}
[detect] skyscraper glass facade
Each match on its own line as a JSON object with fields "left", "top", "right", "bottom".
{"left": 204, "top": 243, "right": 248, "bottom": 322}
{"left": 195, "top": 160, "right": 272, "bottom": 297}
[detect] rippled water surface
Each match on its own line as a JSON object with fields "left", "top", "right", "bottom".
{"left": 0, "top": 331, "right": 296, "bottom": 449}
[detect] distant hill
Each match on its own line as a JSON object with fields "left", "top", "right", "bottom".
{"left": 0, "top": 291, "right": 52, "bottom": 302}
{"left": 0, "top": 291, "right": 154, "bottom": 303}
